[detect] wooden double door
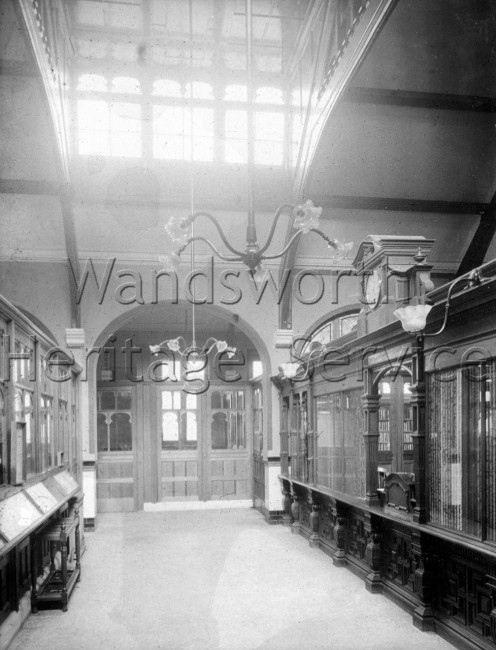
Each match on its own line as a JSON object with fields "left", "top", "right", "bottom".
{"left": 96, "top": 384, "right": 251, "bottom": 511}
{"left": 157, "top": 387, "right": 250, "bottom": 502}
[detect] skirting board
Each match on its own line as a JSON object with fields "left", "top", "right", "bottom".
{"left": 143, "top": 499, "right": 253, "bottom": 512}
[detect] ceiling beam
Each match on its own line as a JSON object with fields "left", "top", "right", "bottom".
{"left": 343, "top": 87, "right": 496, "bottom": 113}
{"left": 0, "top": 179, "right": 60, "bottom": 195}
{"left": 456, "top": 193, "right": 496, "bottom": 276}
{"left": 315, "top": 195, "right": 487, "bottom": 215}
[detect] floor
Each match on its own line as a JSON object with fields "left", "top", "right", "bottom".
{"left": 10, "top": 508, "right": 456, "bottom": 650}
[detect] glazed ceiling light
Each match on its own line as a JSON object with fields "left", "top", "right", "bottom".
{"left": 160, "top": 0, "right": 352, "bottom": 278}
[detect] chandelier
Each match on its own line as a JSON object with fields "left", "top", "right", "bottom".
{"left": 160, "top": 0, "right": 352, "bottom": 277}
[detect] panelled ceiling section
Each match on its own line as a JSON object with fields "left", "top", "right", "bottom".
{"left": 0, "top": 0, "right": 65, "bottom": 262}
{"left": 69, "top": 0, "right": 307, "bottom": 262}
{"left": 302, "top": 0, "right": 496, "bottom": 271}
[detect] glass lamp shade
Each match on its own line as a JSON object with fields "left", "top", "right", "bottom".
{"left": 279, "top": 362, "right": 302, "bottom": 379}
{"left": 186, "top": 350, "right": 207, "bottom": 371}
{"left": 394, "top": 305, "right": 433, "bottom": 333}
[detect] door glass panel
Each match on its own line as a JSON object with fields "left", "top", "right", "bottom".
{"left": 210, "top": 390, "right": 246, "bottom": 450}
{"left": 100, "top": 391, "right": 116, "bottom": 410}
{"left": 161, "top": 390, "right": 197, "bottom": 449}
{"left": 162, "top": 412, "right": 179, "bottom": 441}
{"left": 117, "top": 391, "right": 132, "bottom": 410}
{"left": 97, "top": 389, "right": 133, "bottom": 452}
{"left": 184, "top": 411, "right": 197, "bottom": 441}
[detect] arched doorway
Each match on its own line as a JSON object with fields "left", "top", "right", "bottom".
{"left": 92, "top": 303, "right": 270, "bottom": 512}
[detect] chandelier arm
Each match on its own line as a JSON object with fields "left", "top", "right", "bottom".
{"left": 309, "top": 228, "right": 339, "bottom": 250}
{"left": 202, "top": 337, "right": 219, "bottom": 353}
{"left": 178, "top": 236, "right": 243, "bottom": 263}
{"left": 261, "top": 230, "right": 303, "bottom": 260}
{"left": 424, "top": 274, "right": 474, "bottom": 338}
{"left": 257, "top": 204, "right": 297, "bottom": 255}
{"left": 187, "top": 211, "right": 245, "bottom": 256}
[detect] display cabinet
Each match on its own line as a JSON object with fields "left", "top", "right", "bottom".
{"left": 31, "top": 507, "right": 81, "bottom": 613}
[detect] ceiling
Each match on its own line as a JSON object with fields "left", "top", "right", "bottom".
{"left": 1, "top": 0, "right": 496, "bottom": 283}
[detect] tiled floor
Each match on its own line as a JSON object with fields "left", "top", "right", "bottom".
{"left": 9, "top": 509, "right": 456, "bottom": 650}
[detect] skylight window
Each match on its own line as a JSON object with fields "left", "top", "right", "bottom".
{"left": 152, "top": 106, "right": 214, "bottom": 161}
{"left": 111, "top": 76, "right": 141, "bottom": 94}
{"left": 224, "top": 85, "right": 247, "bottom": 102}
{"left": 152, "top": 79, "right": 182, "bottom": 97}
{"left": 225, "top": 110, "right": 247, "bottom": 163}
{"left": 254, "top": 111, "right": 284, "bottom": 165}
{"left": 77, "top": 100, "right": 141, "bottom": 157}
{"left": 75, "top": 73, "right": 288, "bottom": 165}
{"left": 77, "top": 74, "right": 107, "bottom": 92}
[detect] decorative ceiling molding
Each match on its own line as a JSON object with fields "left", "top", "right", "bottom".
{"left": 292, "top": 0, "right": 400, "bottom": 201}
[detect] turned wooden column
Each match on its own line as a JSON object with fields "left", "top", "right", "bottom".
{"left": 308, "top": 490, "right": 320, "bottom": 548}
{"left": 411, "top": 335, "right": 427, "bottom": 524}
{"left": 411, "top": 531, "right": 435, "bottom": 631}
{"left": 30, "top": 535, "right": 39, "bottom": 613}
{"left": 333, "top": 502, "right": 347, "bottom": 566}
{"left": 281, "top": 482, "right": 292, "bottom": 526}
{"left": 364, "top": 512, "right": 383, "bottom": 593}
{"left": 280, "top": 398, "right": 289, "bottom": 476}
{"left": 486, "top": 575, "right": 496, "bottom": 644}
{"left": 290, "top": 485, "right": 301, "bottom": 535}
{"left": 362, "top": 369, "right": 380, "bottom": 506}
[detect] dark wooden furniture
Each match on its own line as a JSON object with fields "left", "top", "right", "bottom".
{"left": 31, "top": 508, "right": 81, "bottom": 613}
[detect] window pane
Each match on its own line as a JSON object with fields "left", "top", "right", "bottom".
{"left": 255, "top": 111, "right": 283, "bottom": 139}
{"left": 255, "top": 87, "right": 284, "bottom": 104}
{"left": 153, "top": 79, "right": 182, "bottom": 97}
{"left": 162, "top": 412, "right": 179, "bottom": 442}
{"left": 78, "top": 100, "right": 108, "bottom": 131}
{"left": 77, "top": 74, "right": 107, "bottom": 92}
{"left": 97, "top": 413, "right": 108, "bottom": 451}
{"left": 100, "top": 391, "right": 116, "bottom": 411}
{"left": 185, "top": 82, "right": 213, "bottom": 100}
{"left": 162, "top": 391, "right": 172, "bottom": 410}
{"left": 254, "top": 141, "right": 283, "bottom": 166}
{"left": 111, "top": 76, "right": 141, "bottom": 94}
{"left": 224, "top": 85, "right": 247, "bottom": 102}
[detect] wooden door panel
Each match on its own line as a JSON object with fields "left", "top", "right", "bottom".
{"left": 96, "top": 452, "right": 135, "bottom": 512}
{"left": 160, "top": 453, "right": 199, "bottom": 500}
{"left": 209, "top": 452, "right": 249, "bottom": 499}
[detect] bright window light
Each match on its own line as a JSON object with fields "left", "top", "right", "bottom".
{"left": 224, "top": 84, "right": 247, "bottom": 102}
{"left": 153, "top": 106, "right": 214, "bottom": 161}
{"left": 185, "top": 81, "right": 213, "bottom": 100}
{"left": 77, "top": 99, "right": 141, "bottom": 157}
{"left": 255, "top": 87, "right": 284, "bottom": 104}
{"left": 254, "top": 111, "right": 284, "bottom": 165}
{"left": 152, "top": 79, "right": 182, "bottom": 97}
{"left": 77, "top": 73, "right": 107, "bottom": 92}
{"left": 225, "top": 109, "right": 247, "bottom": 163}
{"left": 252, "top": 360, "right": 263, "bottom": 378}
{"left": 111, "top": 76, "right": 141, "bottom": 94}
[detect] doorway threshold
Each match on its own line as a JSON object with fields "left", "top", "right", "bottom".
{"left": 143, "top": 500, "right": 253, "bottom": 512}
